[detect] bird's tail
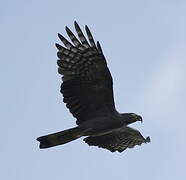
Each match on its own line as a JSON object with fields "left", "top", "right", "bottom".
{"left": 37, "top": 127, "right": 82, "bottom": 149}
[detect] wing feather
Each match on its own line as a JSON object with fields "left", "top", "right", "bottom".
{"left": 74, "top": 21, "right": 90, "bottom": 48}
{"left": 65, "top": 26, "right": 85, "bottom": 50}
{"left": 85, "top": 25, "right": 96, "bottom": 47}
{"left": 97, "top": 41, "right": 103, "bottom": 53}
{"left": 84, "top": 127, "right": 150, "bottom": 152}
{"left": 56, "top": 22, "right": 115, "bottom": 124}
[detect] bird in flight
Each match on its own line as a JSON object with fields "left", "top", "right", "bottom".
{"left": 37, "top": 22, "right": 150, "bottom": 152}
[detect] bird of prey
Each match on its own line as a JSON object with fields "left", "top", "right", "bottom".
{"left": 37, "top": 22, "right": 150, "bottom": 152}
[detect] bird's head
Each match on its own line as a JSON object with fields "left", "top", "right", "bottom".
{"left": 121, "top": 113, "right": 143, "bottom": 125}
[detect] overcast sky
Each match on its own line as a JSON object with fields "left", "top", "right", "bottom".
{"left": 1, "top": 0, "right": 186, "bottom": 180}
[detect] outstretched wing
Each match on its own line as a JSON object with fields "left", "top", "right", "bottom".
{"left": 56, "top": 22, "right": 115, "bottom": 125}
{"left": 84, "top": 127, "right": 150, "bottom": 152}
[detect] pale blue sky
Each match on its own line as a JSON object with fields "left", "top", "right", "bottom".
{"left": 1, "top": 0, "right": 186, "bottom": 180}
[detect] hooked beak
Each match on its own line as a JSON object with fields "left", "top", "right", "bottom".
{"left": 138, "top": 116, "right": 143, "bottom": 123}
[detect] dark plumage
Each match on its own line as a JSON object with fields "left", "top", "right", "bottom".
{"left": 37, "top": 22, "right": 150, "bottom": 152}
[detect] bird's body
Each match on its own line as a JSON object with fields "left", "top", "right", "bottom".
{"left": 37, "top": 22, "right": 150, "bottom": 152}
{"left": 78, "top": 112, "right": 124, "bottom": 136}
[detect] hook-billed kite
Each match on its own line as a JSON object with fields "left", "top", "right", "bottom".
{"left": 37, "top": 22, "right": 150, "bottom": 152}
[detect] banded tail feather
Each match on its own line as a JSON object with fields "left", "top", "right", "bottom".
{"left": 37, "top": 127, "right": 82, "bottom": 149}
